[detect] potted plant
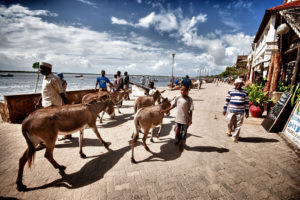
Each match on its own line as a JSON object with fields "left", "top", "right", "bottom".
{"left": 248, "top": 85, "right": 273, "bottom": 117}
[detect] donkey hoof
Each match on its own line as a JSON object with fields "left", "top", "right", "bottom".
{"left": 103, "top": 142, "right": 110, "bottom": 148}
{"left": 80, "top": 153, "right": 87, "bottom": 158}
{"left": 17, "top": 183, "right": 27, "bottom": 191}
{"left": 145, "top": 146, "right": 150, "bottom": 151}
{"left": 59, "top": 165, "right": 66, "bottom": 171}
{"left": 131, "top": 157, "right": 137, "bottom": 164}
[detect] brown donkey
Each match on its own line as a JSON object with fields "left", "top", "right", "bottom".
{"left": 16, "top": 99, "right": 112, "bottom": 191}
{"left": 131, "top": 97, "right": 171, "bottom": 163}
{"left": 82, "top": 91, "right": 115, "bottom": 123}
{"left": 133, "top": 90, "right": 165, "bottom": 113}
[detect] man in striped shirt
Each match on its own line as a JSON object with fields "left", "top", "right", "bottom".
{"left": 223, "top": 78, "right": 249, "bottom": 143}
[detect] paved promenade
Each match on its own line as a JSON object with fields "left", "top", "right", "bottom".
{"left": 0, "top": 83, "right": 299, "bottom": 200}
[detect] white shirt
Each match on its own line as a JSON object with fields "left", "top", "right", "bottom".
{"left": 42, "top": 73, "right": 64, "bottom": 107}
{"left": 172, "top": 95, "right": 194, "bottom": 124}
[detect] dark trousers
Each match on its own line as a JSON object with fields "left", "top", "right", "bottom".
{"left": 175, "top": 123, "right": 188, "bottom": 143}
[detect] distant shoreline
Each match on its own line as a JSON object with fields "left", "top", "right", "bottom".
{"left": 0, "top": 70, "right": 170, "bottom": 77}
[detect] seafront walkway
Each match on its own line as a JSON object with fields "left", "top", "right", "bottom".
{"left": 0, "top": 83, "right": 299, "bottom": 199}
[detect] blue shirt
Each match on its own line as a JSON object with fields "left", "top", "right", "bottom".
{"left": 181, "top": 78, "right": 192, "bottom": 89}
{"left": 97, "top": 76, "right": 110, "bottom": 89}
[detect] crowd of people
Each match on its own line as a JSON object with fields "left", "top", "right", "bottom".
{"left": 37, "top": 62, "right": 248, "bottom": 150}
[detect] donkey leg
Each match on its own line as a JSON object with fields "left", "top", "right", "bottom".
{"left": 157, "top": 123, "right": 163, "bottom": 138}
{"left": 91, "top": 126, "right": 109, "bottom": 148}
{"left": 44, "top": 145, "right": 66, "bottom": 171}
{"left": 150, "top": 128, "right": 154, "bottom": 142}
{"left": 16, "top": 150, "right": 29, "bottom": 191}
{"left": 99, "top": 111, "right": 105, "bottom": 123}
{"left": 143, "top": 129, "right": 150, "bottom": 151}
{"left": 131, "top": 130, "right": 139, "bottom": 163}
{"left": 117, "top": 104, "right": 121, "bottom": 114}
{"left": 79, "top": 130, "right": 86, "bottom": 158}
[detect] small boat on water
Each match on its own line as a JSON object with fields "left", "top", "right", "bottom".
{"left": 1, "top": 73, "right": 14, "bottom": 77}
{"left": 75, "top": 74, "right": 83, "bottom": 78}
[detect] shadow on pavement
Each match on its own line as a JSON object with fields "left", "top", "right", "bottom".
{"left": 193, "top": 99, "right": 204, "bottom": 101}
{"left": 135, "top": 133, "right": 226, "bottom": 163}
{"left": 26, "top": 145, "right": 131, "bottom": 191}
{"left": 55, "top": 137, "right": 106, "bottom": 149}
{"left": 98, "top": 113, "right": 133, "bottom": 128}
{"left": 185, "top": 145, "right": 229, "bottom": 153}
{"left": 120, "top": 104, "right": 133, "bottom": 108}
{"left": 150, "top": 121, "right": 174, "bottom": 138}
{"left": 0, "top": 196, "right": 18, "bottom": 200}
{"left": 238, "top": 137, "right": 279, "bottom": 143}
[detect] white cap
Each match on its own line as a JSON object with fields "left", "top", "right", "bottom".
{"left": 234, "top": 78, "right": 244, "bottom": 84}
{"left": 40, "top": 62, "right": 52, "bottom": 69}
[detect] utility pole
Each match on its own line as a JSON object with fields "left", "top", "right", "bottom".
{"left": 171, "top": 53, "right": 175, "bottom": 87}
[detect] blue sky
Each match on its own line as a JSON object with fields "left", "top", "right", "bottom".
{"left": 0, "top": 0, "right": 283, "bottom": 76}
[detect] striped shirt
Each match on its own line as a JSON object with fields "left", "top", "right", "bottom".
{"left": 223, "top": 88, "right": 249, "bottom": 115}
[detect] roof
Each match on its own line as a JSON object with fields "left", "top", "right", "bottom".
{"left": 253, "top": 1, "right": 300, "bottom": 43}
{"left": 280, "top": 7, "right": 300, "bottom": 37}
{"left": 266, "top": 1, "right": 300, "bottom": 12}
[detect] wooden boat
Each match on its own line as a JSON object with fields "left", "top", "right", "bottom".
{"left": 0, "top": 89, "right": 97, "bottom": 123}
{"left": 1, "top": 73, "right": 14, "bottom": 77}
{"left": 75, "top": 74, "right": 83, "bottom": 78}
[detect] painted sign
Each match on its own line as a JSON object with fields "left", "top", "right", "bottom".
{"left": 283, "top": 101, "right": 300, "bottom": 148}
{"left": 262, "top": 92, "right": 292, "bottom": 132}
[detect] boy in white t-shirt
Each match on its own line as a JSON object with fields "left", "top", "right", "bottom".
{"left": 161, "top": 86, "right": 194, "bottom": 151}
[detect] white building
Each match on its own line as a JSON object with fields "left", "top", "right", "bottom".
{"left": 249, "top": 10, "right": 278, "bottom": 83}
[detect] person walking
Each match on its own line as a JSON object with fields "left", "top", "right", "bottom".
{"left": 115, "top": 71, "right": 124, "bottom": 91}
{"left": 57, "top": 73, "right": 67, "bottom": 96}
{"left": 223, "top": 78, "right": 249, "bottom": 143}
{"left": 181, "top": 75, "right": 192, "bottom": 90}
{"left": 140, "top": 75, "right": 145, "bottom": 86}
{"left": 39, "top": 62, "right": 69, "bottom": 141}
{"left": 40, "top": 62, "right": 67, "bottom": 107}
{"left": 95, "top": 70, "right": 113, "bottom": 91}
{"left": 161, "top": 86, "right": 194, "bottom": 152}
{"left": 112, "top": 74, "right": 118, "bottom": 91}
{"left": 123, "top": 71, "right": 130, "bottom": 100}
{"left": 124, "top": 72, "right": 130, "bottom": 90}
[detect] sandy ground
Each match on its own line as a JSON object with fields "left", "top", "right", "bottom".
{"left": 0, "top": 83, "right": 299, "bottom": 199}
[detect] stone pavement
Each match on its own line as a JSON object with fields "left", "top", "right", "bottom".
{"left": 0, "top": 83, "right": 299, "bottom": 200}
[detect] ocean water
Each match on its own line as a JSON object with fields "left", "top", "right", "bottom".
{"left": 0, "top": 72, "right": 171, "bottom": 101}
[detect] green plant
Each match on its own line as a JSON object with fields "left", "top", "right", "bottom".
{"left": 247, "top": 84, "right": 273, "bottom": 106}
{"left": 290, "top": 85, "right": 300, "bottom": 111}
{"left": 277, "top": 81, "right": 290, "bottom": 92}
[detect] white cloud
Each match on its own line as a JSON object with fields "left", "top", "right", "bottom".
{"left": 112, "top": 10, "right": 206, "bottom": 34}
{"left": 135, "top": 12, "right": 178, "bottom": 32}
{"left": 0, "top": 4, "right": 254, "bottom": 77}
{"left": 76, "top": 0, "right": 98, "bottom": 8}
{"left": 137, "top": 0, "right": 142, "bottom": 4}
{"left": 111, "top": 17, "right": 130, "bottom": 25}
{"left": 230, "top": 0, "right": 253, "bottom": 9}
{"left": 0, "top": 5, "right": 201, "bottom": 76}
{"left": 137, "top": 12, "right": 156, "bottom": 28}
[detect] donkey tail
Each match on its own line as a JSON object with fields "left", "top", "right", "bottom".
{"left": 134, "top": 102, "right": 138, "bottom": 114}
{"left": 21, "top": 126, "right": 36, "bottom": 168}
